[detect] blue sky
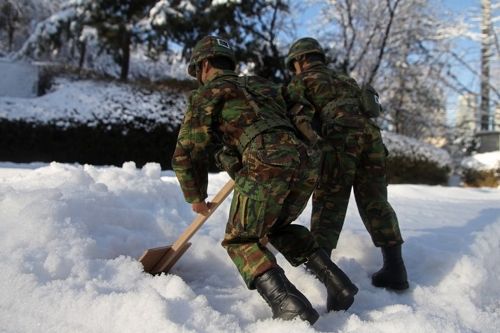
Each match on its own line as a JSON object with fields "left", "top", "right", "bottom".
{"left": 295, "top": 0, "right": 485, "bottom": 124}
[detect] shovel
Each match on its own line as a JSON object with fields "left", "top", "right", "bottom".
{"left": 139, "top": 179, "right": 235, "bottom": 274}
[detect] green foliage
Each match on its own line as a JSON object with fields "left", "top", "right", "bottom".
{"left": 1, "top": 117, "right": 451, "bottom": 181}
{"left": 139, "top": 0, "right": 293, "bottom": 80}
{"left": 386, "top": 155, "right": 450, "bottom": 185}
{"left": 462, "top": 169, "right": 499, "bottom": 188}
{"left": 80, "top": 0, "right": 158, "bottom": 80}
{"left": 0, "top": 119, "right": 179, "bottom": 169}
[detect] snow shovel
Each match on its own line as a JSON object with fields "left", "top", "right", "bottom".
{"left": 139, "top": 179, "right": 235, "bottom": 275}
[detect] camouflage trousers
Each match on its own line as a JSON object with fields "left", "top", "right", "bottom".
{"left": 222, "top": 131, "right": 319, "bottom": 289}
{"left": 311, "top": 120, "right": 403, "bottom": 254}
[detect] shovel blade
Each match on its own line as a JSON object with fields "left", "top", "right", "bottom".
{"left": 139, "top": 242, "right": 192, "bottom": 274}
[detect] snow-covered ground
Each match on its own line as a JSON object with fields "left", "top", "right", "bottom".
{"left": 0, "top": 162, "right": 498, "bottom": 333}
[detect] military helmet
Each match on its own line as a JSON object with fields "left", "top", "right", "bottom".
{"left": 285, "top": 37, "right": 325, "bottom": 70}
{"left": 187, "top": 36, "right": 236, "bottom": 77}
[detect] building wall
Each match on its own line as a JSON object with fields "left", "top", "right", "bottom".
{"left": 456, "top": 93, "right": 479, "bottom": 133}
{"left": 0, "top": 59, "right": 39, "bottom": 98}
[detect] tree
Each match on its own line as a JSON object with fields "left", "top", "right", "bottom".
{"left": 17, "top": 0, "right": 159, "bottom": 81}
{"left": 233, "top": 0, "right": 294, "bottom": 80}
{"left": 313, "top": 0, "right": 457, "bottom": 140}
{"left": 0, "top": 0, "right": 21, "bottom": 52}
{"left": 148, "top": 0, "right": 293, "bottom": 80}
{"left": 86, "top": 0, "right": 158, "bottom": 80}
{"left": 0, "top": 0, "right": 63, "bottom": 53}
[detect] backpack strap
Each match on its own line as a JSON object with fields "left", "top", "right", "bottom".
{"left": 226, "top": 76, "right": 295, "bottom": 153}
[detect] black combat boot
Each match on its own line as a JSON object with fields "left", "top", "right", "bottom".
{"left": 305, "top": 249, "right": 358, "bottom": 312}
{"left": 254, "top": 267, "right": 319, "bottom": 325}
{"left": 371, "top": 244, "right": 409, "bottom": 290}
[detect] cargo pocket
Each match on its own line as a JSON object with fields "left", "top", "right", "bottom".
{"left": 227, "top": 192, "right": 266, "bottom": 239}
{"left": 256, "top": 148, "right": 300, "bottom": 168}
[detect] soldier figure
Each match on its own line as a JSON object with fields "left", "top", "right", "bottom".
{"left": 172, "top": 36, "right": 358, "bottom": 324}
{"left": 285, "top": 37, "right": 409, "bottom": 291}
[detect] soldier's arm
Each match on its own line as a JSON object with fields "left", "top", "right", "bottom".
{"left": 285, "top": 79, "right": 323, "bottom": 146}
{"left": 172, "top": 92, "right": 213, "bottom": 204}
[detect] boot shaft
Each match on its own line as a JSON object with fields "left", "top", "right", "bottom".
{"left": 372, "top": 245, "right": 409, "bottom": 290}
{"left": 381, "top": 244, "right": 404, "bottom": 266}
{"left": 305, "top": 249, "right": 358, "bottom": 311}
{"left": 254, "top": 267, "right": 319, "bottom": 324}
{"left": 305, "top": 249, "right": 357, "bottom": 292}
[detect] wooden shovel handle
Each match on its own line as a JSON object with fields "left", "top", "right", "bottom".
{"left": 171, "top": 179, "right": 235, "bottom": 251}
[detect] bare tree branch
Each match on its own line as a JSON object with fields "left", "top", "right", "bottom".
{"left": 367, "top": 0, "right": 401, "bottom": 85}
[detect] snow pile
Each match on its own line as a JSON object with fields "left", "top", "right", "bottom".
{"left": 0, "top": 78, "right": 186, "bottom": 131}
{"left": 382, "top": 131, "right": 452, "bottom": 168}
{"left": 0, "top": 162, "right": 499, "bottom": 332}
{"left": 461, "top": 151, "right": 500, "bottom": 172}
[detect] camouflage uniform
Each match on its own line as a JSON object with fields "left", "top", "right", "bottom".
{"left": 172, "top": 37, "right": 319, "bottom": 289}
{"left": 285, "top": 38, "right": 403, "bottom": 255}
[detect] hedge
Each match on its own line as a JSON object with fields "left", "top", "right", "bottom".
{"left": 1, "top": 119, "right": 451, "bottom": 185}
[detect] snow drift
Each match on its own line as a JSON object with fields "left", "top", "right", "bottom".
{"left": 0, "top": 162, "right": 499, "bottom": 332}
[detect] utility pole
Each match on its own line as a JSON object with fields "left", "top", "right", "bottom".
{"left": 480, "top": 0, "right": 492, "bottom": 131}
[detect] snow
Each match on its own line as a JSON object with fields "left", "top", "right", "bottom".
{"left": 382, "top": 131, "right": 452, "bottom": 169}
{"left": 0, "top": 78, "right": 186, "bottom": 131}
{"left": 212, "top": 0, "right": 242, "bottom": 5}
{"left": 461, "top": 151, "right": 500, "bottom": 171}
{"left": 0, "top": 162, "right": 499, "bottom": 333}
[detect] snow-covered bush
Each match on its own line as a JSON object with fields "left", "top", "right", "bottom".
{"left": 0, "top": 76, "right": 189, "bottom": 168}
{"left": 461, "top": 152, "right": 500, "bottom": 187}
{"left": 382, "top": 131, "right": 452, "bottom": 184}
{"left": 0, "top": 77, "right": 186, "bottom": 131}
{"left": 0, "top": 77, "right": 453, "bottom": 181}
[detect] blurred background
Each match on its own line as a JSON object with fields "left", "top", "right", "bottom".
{"left": 0, "top": 0, "right": 498, "bottom": 187}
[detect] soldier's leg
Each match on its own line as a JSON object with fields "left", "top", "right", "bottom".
{"left": 222, "top": 189, "right": 320, "bottom": 323}
{"left": 268, "top": 148, "right": 358, "bottom": 311}
{"left": 221, "top": 190, "right": 278, "bottom": 289}
{"left": 353, "top": 130, "right": 403, "bottom": 247}
{"left": 267, "top": 145, "right": 319, "bottom": 265}
{"left": 354, "top": 127, "right": 408, "bottom": 290}
{"left": 311, "top": 149, "right": 356, "bottom": 254}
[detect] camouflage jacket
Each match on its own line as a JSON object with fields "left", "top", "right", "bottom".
{"left": 172, "top": 70, "right": 292, "bottom": 203}
{"left": 286, "top": 61, "right": 367, "bottom": 144}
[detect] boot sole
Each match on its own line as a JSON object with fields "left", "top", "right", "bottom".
{"left": 299, "top": 308, "right": 320, "bottom": 325}
{"left": 372, "top": 280, "right": 409, "bottom": 291}
{"left": 328, "top": 286, "right": 358, "bottom": 312}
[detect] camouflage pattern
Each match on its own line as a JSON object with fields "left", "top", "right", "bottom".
{"left": 223, "top": 133, "right": 319, "bottom": 288}
{"left": 285, "top": 37, "right": 325, "bottom": 70}
{"left": 188, "top": 36, "right": 236, "bottom": 77}
{"left": 172, "top": 70, "right": 289, "bottom": 203}
{"left": 286, "top": 61, "right": 404, "bottom": 254}
{"left": 172, "top": 69, "right": 319, "bottom": 289}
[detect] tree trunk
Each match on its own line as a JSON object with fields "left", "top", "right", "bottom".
{"left": 78, "top": 41, "right": 86, "bottom": 73}
{"left": 7, "top": 24, "right": 14, "bottom": 52}
{"left": 120, "top": 31, "right": 131, "bottom": 82}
